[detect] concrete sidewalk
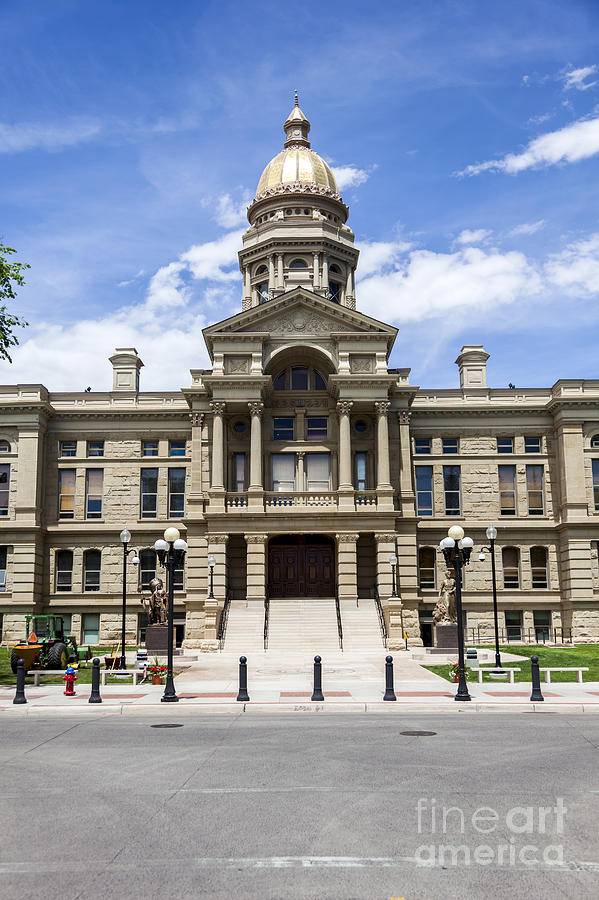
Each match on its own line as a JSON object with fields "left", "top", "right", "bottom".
{"left": 2, "top": 649, "right": 599, "bottom": 714}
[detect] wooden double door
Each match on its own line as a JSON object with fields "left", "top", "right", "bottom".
{"left": 268, "top": 536, "right": 335, "bottom": 598}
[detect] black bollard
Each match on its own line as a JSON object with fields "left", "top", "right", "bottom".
{"left": 237, "top": 656, "right": 250, "bottom": 702}
{"left": 383, "top": 655, "right": 397, "bottom": 701}
{"left": 89, "top": 658, "right": 102, "bottom": 704}
{"left": 13, "top": 658, "right": 27, "bottom": 705}
{"left": 311, "top": 655, "right": 324, "bottom": 702}
{"left": 530, "top": 655, "right": 544, "bottom": 702}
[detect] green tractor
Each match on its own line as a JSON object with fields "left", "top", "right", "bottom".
{"left": 10, "top": 615, "right": 90, "bottom": 674}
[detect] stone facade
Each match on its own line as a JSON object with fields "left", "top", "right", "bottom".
{"left": 1, "top": 101, "right": 599, "bottom": 649}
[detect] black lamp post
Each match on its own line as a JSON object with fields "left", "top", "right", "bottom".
{"left": 479, "top": 523, "right": 502, "bottom": 670}
{"left": 439, "top": 525, "right": 474, "bottom": 702}
{"left": 119, "top": 528, "right": 139, "bottom": 671}
{"left": 389, "top": 554, "right": 398, "bottom": 598}
{"left": 208, "top": 554, "right": 216, "bottom": 600}
{"left": 154, "top": 527, "right": 188, "bottom": 703}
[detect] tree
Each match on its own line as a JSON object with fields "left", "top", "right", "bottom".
{"left": 0, "top": 243, "right": 30, "bottom": 362}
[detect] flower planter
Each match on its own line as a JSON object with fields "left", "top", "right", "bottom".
{"left": 152, "top": 675, "right": 163, "bottom": 685}
{"left": 104, "top": 656, "right": 122, "bottom": 669}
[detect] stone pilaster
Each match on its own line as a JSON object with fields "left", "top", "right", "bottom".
{"left": 397, "top": 410, "right": 415, "bottom": 516}
{"left": 336, "top": 533, "right": 358, "bottom": 602}
{"left": 374, "top": 400, "right": 394, "bottom": 510}
{"left": 296, "top": 451, "right": 306, "bottom": 492}
{"left": 209, "top": 401, "right": 226, "bottom": 511}
{"left": 247, "top": 401, "right": 264, "bottom": 509}
{"left": 245, "top": 533, "right": 267, "bottom": 606}
{"left": 337, "top": 400, "right": 354, "bottom": 511}
{"left": 187, "top": 412, "right": 205, "bottom": 518}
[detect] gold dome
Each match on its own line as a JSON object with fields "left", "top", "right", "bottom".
{"left": 256, "top": 146, "right": 338, "bottom": 195}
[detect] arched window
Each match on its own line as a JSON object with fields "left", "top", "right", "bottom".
{"left": 255, "top": 265, "right": 268, "bottom": 276}
{"left": 55, "top": 550, "right": 73, "bottom": 592}
{"left": 418, "top": 547, "right": 436, "bottom": 589}
{"left": 330, "top": 264, "right": 342, "bottom": 274}
{"left": 289, "top": 258, "right": 308, "bottom": 268}
{"left": 139, "top": 549, "right": 157, "bottom": 590}
{"left": 0, "top": 440, "right": 10, "bottom": 453}
{"left": 258, "top": 282, "right": 269, "bottom": 303}
{"left": 591, "top": 435, "right": 599, "bottom": 449}
{"left": 328, "top": 281, "right": 341, "bottom": 303}
{"left": 502, "top": 547, "right": 520, "bottom": 588}
{"left": 530, "top": 547, "right": 548, "bottom": 588}
{"left": 272, "top": 367, "right": 327, "bottom": 391}
{"left": 83, "top": 549, "right": 101, "bottom": 592}
{"left": 313, "top": 370, "right": 327, "bottom": 390}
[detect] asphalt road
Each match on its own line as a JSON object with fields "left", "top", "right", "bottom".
{"left": 1, "top": 712, "right": 598, "bottom": 900}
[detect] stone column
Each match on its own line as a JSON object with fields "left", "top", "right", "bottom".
{"left": 313, "top": 252, "right": 320, "bottom": 289}
{"left": 374, "top": 400, "right": 394, "bottom": 511}
{"left": 204, "top": 533, "right": 229, "bottom": 640}
{"left": 245, "top": 533, "right": 267, "bottom": 606}
{"left": 247, "top": 401, "right": 264, "bottom": 509}
{"left": 277, "top": 253, "right": 284, "bottom": 289}
{"left": 336, "top": 533, "right": 358, "bottom": 602}
{"left": 268, "top": 255, "right": 275, "bottom": 297}
{"left": 187, "top": 412, "right": 205, "bottom": 519}
{"left": 375, "top": 531, "right": 404, "bottom": 646}
{"left": 243, "top": 267, "right": 251, "bottom": 309}
{"left": 209, "top": 401, "right": 226, "bottom": 511}
{"left": 297, "top": 451, "right": 306, "bottom": 492}
{"left": 336, "top": 400, "right": 354, "bottom": 511}
{"left": 397, "top": 410, "right": 415, "bottom": 516}
{"left": 322, "top": 255, "right": 328, "bottom": 290}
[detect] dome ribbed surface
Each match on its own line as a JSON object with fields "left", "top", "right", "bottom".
{"left": 256, "top": 147, "right": 338, "bottom": 195}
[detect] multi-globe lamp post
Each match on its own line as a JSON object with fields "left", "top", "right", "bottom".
{"left": 119, "top": 528, "right": 139, "bottom": 671}
{"left": 154, "top": 527, "right": 188, "bottom": 703}
{"left": 208, "top": 554, "right": 216, "bottom": 600}
{"left": 439, "top": 524, "right": 474, "bottom": 702}
{"left": 478, "top": 523, "right": 503, "bottom": 670}
{"left": 390, "top": 554, "right": 398, "bottom": 597}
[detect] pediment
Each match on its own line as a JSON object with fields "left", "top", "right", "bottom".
{"left": 203, "top": 288, "right": 397, "bottom": 341}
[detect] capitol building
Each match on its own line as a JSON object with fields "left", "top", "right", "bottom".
{"left": 1, "top": 99, "right": 599, "bottom": 651}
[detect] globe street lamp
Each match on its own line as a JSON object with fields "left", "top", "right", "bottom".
{"left": 154, "top": 527, "right": 188, "bottom": 702}
{"left": 478, "top": 523, "right": 503, "bottom": 670}
{"left": 439, "top": 525, "right": 474, "bottom": 702}
{"left": 119, "top": 528, "right": 139, "bottom": 670}
{"left": 208, "top": 554, "right": 216, "bottom": 600}
{"left": 389, "top": 554, "right": 398, "bottom": 598}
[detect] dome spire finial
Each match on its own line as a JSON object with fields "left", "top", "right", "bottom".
{"left": 284, "top": 93, "right": 310, "bottom": 148}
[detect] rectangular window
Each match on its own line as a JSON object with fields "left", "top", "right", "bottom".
{"left": 169, "top": 440, "right": 186, "bottom": 457}
{"left": 60, "top": 440, "right": 77, "bottom": 457}
{"left": 140, "top": 468, "right": 158, "bottom": 518}
{"left": 498, "top": 465, "right": 517, "bottom": 516}
{"left": 85, "top": 469, "right": 103, "bottom": 519}
{"left": 442, "top": 438, "right": 458, "bottom": 454}
{"left": 526, "top": 465, "right": 544, "bottom": 515}
{"left": 414, "top": 438, "right": 431, "bottom": 455}
{"left": 418, "top": 547, "right": 436, "bottom": 589}
{"left": 525, "top": 436, "right": 541, "bottom": 453}
{"left": 61, "top": 613, "right": 72, "bottom": 636}
{"left": 55, "top": 550, "right": 73, "bottom": 592}
{"left": 534, "top": 610, "right": 551, "bottom": 643}
{"left": 58, "top": 469, "right": 76, "bottom": 519}
{"left": 168, "top": 468, "right": 186, "bottom": 517}
{"left": 306, "top": 453, "right": 330, "bottom": 491}
{"left": 139, "top": 549, "right": 156, "bottom": 590}
{"left": 82, "top": 613, "right": 100, "bottom": 645}
{"left": 0, "top": 546, "right": 6, "bottom": 591}
{"left": 233, "top": 453, "right": 246, "bottom": 492}
{"left": 497, "top": 437, "right": 514, "bottom": 454}
{"left": 415, "top": 466, "right": 433, "bottom": 516}
{"left": 142, "top": 440, "right": 159, "bottom": 456}
{"left": 273, "top": 417, "right": 294, "bottom": 441}
{"left": 443, "top": 465, "right": 461, "bottom": 516}
{"left": 83, "top": 550, "right": 101, "bottom": 592}
{"left": 593, "top": 459, "right": 599, "bottom": 511}
{"left": 504, "top": 610, "right": 522, "bottom": 642}
{"left": 0, "top": 464, "right": 9, "bottom": 516}
{"left": 531, "top": 547, "right": 548, "bottom": 588}
{"left": 290, "top": 366, "right": 309, "bottom": 390}
{"left": 87, "top": 440, "right": 104, "bottom": 457}
{"left": 502, "top": 547, "right": 520, "bottom": 588}
{"left": 355, "top": 452, "right": 367, "bottom": 491}
{"left": 168, "top": 561, "right": 184, "bottom": 592}
{"left": 306, "top": 417, "right": 328, "bottom": 441}
{"left": 272, "top": 454, "right": 295, "bottom": 492}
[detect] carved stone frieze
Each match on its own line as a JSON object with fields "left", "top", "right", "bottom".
{"left": 350, "top": 355, "right": 374, "bottom": 374}
{"left": 336, "top": 533, "right": 360, "bottom": 543}
{"left": 375, "top": 533, "right": 397, "bottom": 543}
{"left": 225, "top": 356, "right": 251, "bottom": 374}
{"left": 245, "top": 534, "right": 268, "bottom": 544}
{"left": 209, "top": 533, "right": 230, "bottom": 544}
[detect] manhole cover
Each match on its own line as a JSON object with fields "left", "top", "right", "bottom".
{"left": 150, "top": 723, "right": 184, "bottom": 728}
{"left": 400, "top": 731, "right": 437, "bottom": 736}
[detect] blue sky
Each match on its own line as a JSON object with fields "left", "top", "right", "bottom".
{"left": 1, "top": 0, "right": 599, "bottom": 390}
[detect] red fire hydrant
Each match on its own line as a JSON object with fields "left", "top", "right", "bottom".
{"left": 63, "top": 665, "right": 77, "bottom": 696}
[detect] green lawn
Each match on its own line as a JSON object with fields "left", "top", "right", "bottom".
{"left": 424, "top": 644, "right": 599, "bottom": 683}
{"left": 0, "top": 646, "right": 152, "bottom": 686}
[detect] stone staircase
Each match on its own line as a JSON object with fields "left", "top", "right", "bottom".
{"left": 339, "top": 597, "right": 386, "bottom": 650}
{"left": 267, "top": 597, "right": 341, "bottom": 653}
{"left": 222, "top": 600, "right": 265, "bottom": 652}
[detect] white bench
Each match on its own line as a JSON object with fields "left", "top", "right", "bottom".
{"left": 26, "top": 669, "right": 71, "bottom": 687}
{"left": 477, "top": 667, "right": 520, "bottom": 684}
{"left": 101, "top": 669, "right": 141, "bottom": 686}
{"left": 26, "top": 668, "right": 142, "bottom": 686}
{"left": 540, "top": 666, "right": 589, "bottom": 684}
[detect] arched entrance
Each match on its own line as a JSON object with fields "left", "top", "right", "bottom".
{"left": 268, "top": 535, "right": 335, "bottom": 598}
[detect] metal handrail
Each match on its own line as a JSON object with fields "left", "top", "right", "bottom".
{"left": 217, "top": 587, "right": 231, "bottom": 650}
{"left": 334, "top": 583, "right": 343, "bottom": 651}
{"left": 373, "top": 585, "right": 388, "bottom": 648}
{"left": 263, "top": 586, "right": 270, "bottom": 650}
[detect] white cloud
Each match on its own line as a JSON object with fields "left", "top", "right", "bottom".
{"left": 215, "top": 192, "right": 251, "bottom": 228}
{"left": 0, "top": 118, "right": 101, "bottom": 153}
{"left": 459, "top": 115, "right": 599, "bottom": 176}
{"left": 508, "top": 220, "right": 546, "bottom": 237}
{"left": 560, "top": 65, "right": 598, "bottom": 92}
{"left": 545, "top": 233, "right": 599, "bottom": 296}
{"left": 1, "top": 231, "right": 242, "bottom": 390}
{"left": 455, "top": 228, "right": 491, "bottom": 245}
{"left": 330, "top": 165, "right": 371, "bottom": 191}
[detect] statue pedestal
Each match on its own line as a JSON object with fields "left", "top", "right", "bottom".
{"left": 435, "top": 623, "right": 458, "bottom": 650}
{"left": 145, "top": 624, "right": 170, "bottom": 653}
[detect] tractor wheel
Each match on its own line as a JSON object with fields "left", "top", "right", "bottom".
{"left": 47, "top": 642, "right": 68, "bottom": 670}
{"left": 10, "top": 650, "right": 23, "bottom": 674}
